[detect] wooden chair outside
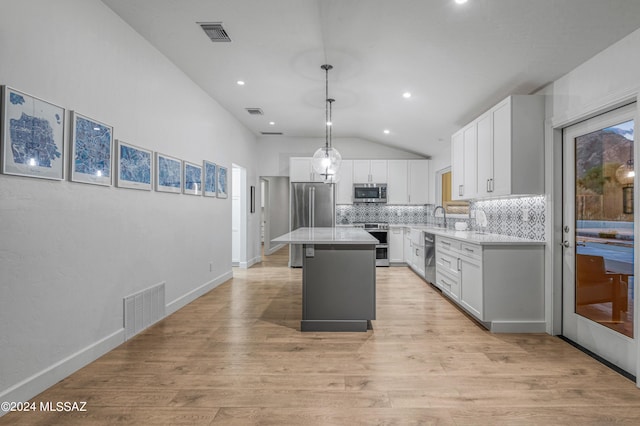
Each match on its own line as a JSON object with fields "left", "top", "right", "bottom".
{"left": 576, "top": 254, "right": 628, "bottom": 322}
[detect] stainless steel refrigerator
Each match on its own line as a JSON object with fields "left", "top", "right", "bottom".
{"left": 290, "top": 182, "right": 335, "bottom": 267}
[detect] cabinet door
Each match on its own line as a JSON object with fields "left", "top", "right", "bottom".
{"left": 451, "top": 131, "right": 465, "bottom": 200}
{"left": 369, "top": 160, "right": 388, "bottom": 183}
{"left": 460, "top": 255, "right": 483, "bottom": 319}
{"left": 476, "top": 112, "right": 493, "bottom": 197}
{"left": 408, "top": 160, "right": 429, "bottom": 205}
{"left": 389, "top": 227, "right": 404, "bottom": 263}
{"left": 491, "top": 99, "right": 511, "bottom": 196}
{"left": 335, "top": 160, "right": 353, "bottom": 204}
{"left": 352, "top": 160, "right": 371, "bottom": 183}
{"left": 290, "top": 158, "right": 311, "bottom": 182}
{"left": 462, "top": 123, "right": 477, "bottom": 199}
{"left": 387, "top": 160, "right": 408, "bottom": 204}
{"left": 403, "top": 230, "right": 412, "bottom": 265}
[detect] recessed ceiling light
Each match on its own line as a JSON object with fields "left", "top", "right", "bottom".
{"left": 237, "top": 80, "right": 245, "bottom": 86}
{"left": 455, "top": 0, "right": 468, "bottom": 4}
{"left": 402, "top": 92, "right": 411, "bottom": 99}
{"left": 269, "top": 121, "right": 275, "bottom": 126}
{"left": 383, "top": 129, "right": 390, "bottom": 134}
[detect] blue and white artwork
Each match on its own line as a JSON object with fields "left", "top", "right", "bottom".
{"left": 71, "top": 112, "right": 113, "bottom": 186}
{"left": 1, "top": 86, "right": 65, "bottom": 180}
{"left": 217, "top": 165, "right": 228, "bottom": 198}
{"left": 183, "top": 161, "right": 202, "bottom": 196}
{"left": 203, "top": 160, "right": 217, "bottom": 197}
{"left": 155, "top": 152, "right": 182, "bottom": 193}
{"left": 116, "top": 140, "right": 152, "bottom": 191}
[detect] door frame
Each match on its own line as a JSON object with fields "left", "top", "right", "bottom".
{"left": 547, "top": 96, "right": 640, "bottom": 386}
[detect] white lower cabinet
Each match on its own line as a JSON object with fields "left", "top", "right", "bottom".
{"left": 435, "top": 235, "right": 544, "bottom": 333}
{"left": 389, "top": 226, "right": 405, "bottom": 264}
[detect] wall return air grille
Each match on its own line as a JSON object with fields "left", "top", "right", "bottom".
{"left": 123, "top": 282, "right": 166, "bottom": 340}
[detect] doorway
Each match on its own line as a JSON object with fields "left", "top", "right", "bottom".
{"left": 232, "top": 164, "right": 247, "bottom": 267}
{"left": 562, "top": 103, "right": 636, "bottom": 376}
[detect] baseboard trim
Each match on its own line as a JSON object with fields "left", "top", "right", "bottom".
{"left": 265, "top": 243, "right": 285, "bottom": 255}
{"left": 0, "top": 328, "right": 125, "bottom": 415}
{"left": 165, "top": 270, "right": 232, "bottom": 316}
{"left": 490, "top": 320, "right": 547, "bottom": 333}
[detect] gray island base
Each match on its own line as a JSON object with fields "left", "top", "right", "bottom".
{"left": 272, "top": 227, "right": 377, "bottom": 332}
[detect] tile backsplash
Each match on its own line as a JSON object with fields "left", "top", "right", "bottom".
{"left": 336, "top": 195, "right": 546, "bottom": 241}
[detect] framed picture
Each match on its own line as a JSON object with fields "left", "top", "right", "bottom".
{"left": 115, "top": 140, "right": 152, "bottom": 191}
{"left": 217, "top": 165, "right": 228, "bottom": 198}
{"left": 183, "top": 161, "right": 202, "bottom": 196}
{"left": 203, "top": 160, "right": 217, "bottom": 197}
{"left": 70, "top": 111, "right": 113, "bottom": 186}
{"left": 1, "top": 86, "right": 65, "bottom": 180}
{"left": 155, "top": 152, "right": 182, "bottom": 193}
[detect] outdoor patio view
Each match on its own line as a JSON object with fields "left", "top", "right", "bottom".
{"left": 575, "top": 120, "right": 635, "bottom": 338}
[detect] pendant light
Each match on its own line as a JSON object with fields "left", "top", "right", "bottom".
{"left": 312, "top": 64, "right": 342, "bottom": 183}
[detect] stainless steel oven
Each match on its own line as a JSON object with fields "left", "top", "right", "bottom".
{"left": 355, "top": 223, "right": 389, "bottom": 267}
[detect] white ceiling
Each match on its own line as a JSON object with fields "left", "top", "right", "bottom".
{"left": 101, "top": 0, "right": 640, "bottom": 158}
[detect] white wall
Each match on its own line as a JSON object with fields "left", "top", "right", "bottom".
{"left": 256, "top": 136, "right": 426, "bottom": 177}
{"left": 0, "top": 0, "right": 258, "bottom": 403}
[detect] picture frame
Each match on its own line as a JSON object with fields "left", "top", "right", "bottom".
{"left": 155, "top": 152, "right": 182, "bottom": 193}
{"left": 217, "top": 165, "right": 228, "bottom": 198}
{"left": 250, "top": 185, "right": 256, "bottom": 213}
{"left": 70, "top": 111, "right": 113, "bottom": 186}
{"left": 1, "top": 86, "right": 65, "bottom": 180}
{"left": 203, "top": 160, "right": 217, "bottom": 197}
{"left": 115, "top": 140, "right": 152, "bottom": 191}
{"left": 183, "top": 161, "right": 203, "bottom": 196}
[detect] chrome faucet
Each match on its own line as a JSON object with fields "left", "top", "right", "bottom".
{"left": 433, "top": 205, "right": 447, "bottom": 228}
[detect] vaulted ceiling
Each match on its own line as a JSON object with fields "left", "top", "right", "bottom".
{"left": 102, "top": 0, "right": 640, "bottom": 158}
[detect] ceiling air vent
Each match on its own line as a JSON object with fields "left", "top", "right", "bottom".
{"left": 261, "top": 132, "right": 283, "bottom": 136}
{"left": 245, "top": 108, "right": 264, "bottom": 115}
{"left": 199, "top": 22, "right": 231, "bottom": 42}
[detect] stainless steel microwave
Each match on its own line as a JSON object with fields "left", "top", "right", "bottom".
{"left": 353, "top": 183, "right": 387, "bottom": 203}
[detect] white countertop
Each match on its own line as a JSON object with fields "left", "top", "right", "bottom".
{"left": 272, "top": 227, "right": 379, "bottom": 245}
{"left": 392, "top": 224, "right": 544, "bottom": 246}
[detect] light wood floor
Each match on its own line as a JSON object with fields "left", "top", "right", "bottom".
{"left": 3, "top": 246, "right": 640, "bottom": 425}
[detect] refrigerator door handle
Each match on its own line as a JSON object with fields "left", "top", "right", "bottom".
{"left": 310, "top": 187, "right": 315, "bottom": 227}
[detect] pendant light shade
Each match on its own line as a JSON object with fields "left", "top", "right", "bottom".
{"left": 312, "top": 64, "right": 341, "bottom": 183}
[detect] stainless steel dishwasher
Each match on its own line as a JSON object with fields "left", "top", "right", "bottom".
{"left": 424, "top": 232, "right": 436, "bottom": 285}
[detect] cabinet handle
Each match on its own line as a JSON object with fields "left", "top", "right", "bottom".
{"left": 441, "top": 240, "right": 451, "bottom": 246}
{"left": 441, "top": 258, "right": 450, "bottom": 265}
{"left": 487, "top": 179, "right": 490, "bottom": 193}
{"left": 490, "top": 178, "right": 494, "bottom": 192}
{"left": 465, "top": 247, "right": 474, "bottom": 253}
{"left": 459, "top": 185, "right": 464, "bottom": 196}
{"left": 457, "top": 258, "right": 462, "bottom": 271}
{"left": 440, "top": 278, "right": 451, "bottom": 288}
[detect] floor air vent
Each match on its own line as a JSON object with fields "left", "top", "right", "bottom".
{"left": 199, "top": 22, "right": 231, "bottom": 42}
{"left": 123, "top": 282, "right": 165, "bottom": 340}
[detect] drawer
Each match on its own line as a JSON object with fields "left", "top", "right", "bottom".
{"left": 460, "top": 242, "right": 482, "bottom": 260}
{"left": 436, "top": 269, "right": 460, "bottom": 301}
{"left": 436, "top": 236, "right": 461, "bottom": 253}
{"left": 436, "top": 250, "right": 459, "bottom": 277}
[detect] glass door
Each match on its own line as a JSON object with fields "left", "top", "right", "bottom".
{"left": 562, "top": 104, "right": 636, "bottom": 376}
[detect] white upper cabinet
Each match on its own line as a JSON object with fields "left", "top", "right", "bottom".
{"left": 451, "top": 123, "right": 477, "bottom": 200}
{"left": 452, "top": 95, "right": 544, "bottom": 200}
{"left": 335, "top": 160, "right": 353, "bottom": 204}
{"left": 290, "top": 157, "right": 324, "bottom": 182}
{"left": 353, "top": 159, "right": 387, "bottom": 183}
{"left": 387, "top": 160, "right": 408, "bottom": 204}
{"left": 387, "top": 159, "right": 430, "bottom": 205}
{"left": 408, "top": 159, "right": 430, "bottom": 205}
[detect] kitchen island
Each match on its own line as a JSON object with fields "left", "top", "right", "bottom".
{"left": 272, "top": 227, "right": 378, "bottom": 332}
